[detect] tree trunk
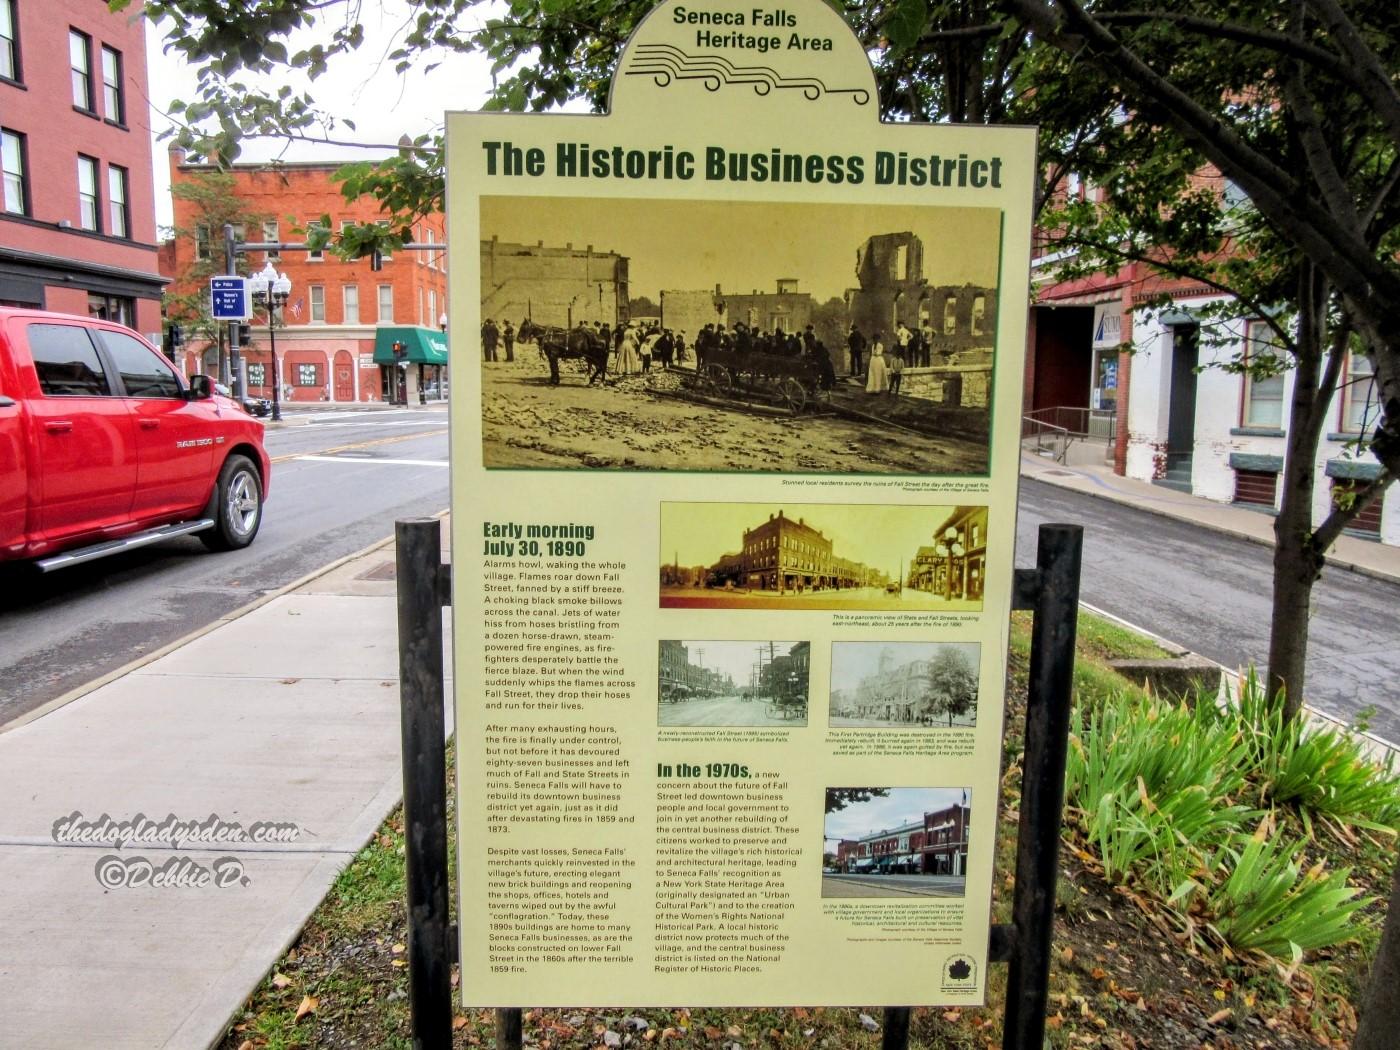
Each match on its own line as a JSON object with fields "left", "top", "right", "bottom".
{"left": 1266, "top": 265, "right": 1330, "bottom": 719}
{"left": 1354, "top": 854, "right": 1400, "bottom": 1050}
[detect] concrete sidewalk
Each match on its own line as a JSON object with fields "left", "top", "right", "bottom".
{"left": 1020, "top": 451, "right": 1400, "bottom": 585}
{"left": 0, "top": 523, "right": 451, "bottom": 1050}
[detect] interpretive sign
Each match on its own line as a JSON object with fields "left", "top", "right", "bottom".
{"left": 447, "top": 0, "right": 1035, "bottom": 1008}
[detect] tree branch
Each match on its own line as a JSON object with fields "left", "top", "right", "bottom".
{"left": 1304, "top": 0, "right": 1400, "bottom": 150}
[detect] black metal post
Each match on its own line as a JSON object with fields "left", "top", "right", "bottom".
{"left": 496, "top": 1007, "right": 523, "bottom": 1049}
{"left": 881, "top": 1007, "right": 911, "bottom": 1049}
{"left": 268, "top": 316, "right": 282, "bottom": 421}
{"left": 397, "top": 518, "right": 453, "bottom": 1049}
{"left": 1003, "top": 524, "right": 1083, "bottom": 1050}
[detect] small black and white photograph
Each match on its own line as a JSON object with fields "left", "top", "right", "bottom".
{"left": 829, "top": 642, "right": 980, "bottom": 728}
{"left": 658, "top": 640, "right": 810, "bottom": 726}
{"left": 823, "top": 787, "right": 972, "bottom": 898}
{"left": 660, "top": 502, "right": 988, "bottom": 612}
{"left": 479, "top": 196, "right": 1002, "bottom": 475}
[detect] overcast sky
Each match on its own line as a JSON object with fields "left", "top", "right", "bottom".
{"left": 142, "top": 3, "right": 504, "bottom": 230}
{"left": 823, "top": 787, "right": 969, "bottom": 851}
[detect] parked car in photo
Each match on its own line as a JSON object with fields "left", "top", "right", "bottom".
{"left": 216, "top": 382, "right": 272, "bottom": 418}
{"left": 0, "top": 308, "right": 272, "bottom": 571}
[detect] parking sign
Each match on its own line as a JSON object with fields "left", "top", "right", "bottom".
{"left": 210, "top": 276, "right": 250, "bottom": 321}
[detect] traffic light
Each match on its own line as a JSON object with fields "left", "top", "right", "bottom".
{"left": 370, "top": 249, "right": 384, "bottom": 272}
{"left": 170, "top": 324, "right": 184, "bottom": 348}
{"left": 392, "top": 340, "right": 406, "bottom": 360}
{"left": 236, "top": 323, "right": 252, "bottom": 345}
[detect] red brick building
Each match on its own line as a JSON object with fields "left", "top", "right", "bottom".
{"left": 163, "top": 151, "right": 449, "bottom": 403}
{"left": 1, "top": 0, "right": 164, "bottom": 331}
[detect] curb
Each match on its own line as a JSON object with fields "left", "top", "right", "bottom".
{"left": 1019, "top": 458, "right": 1400, "bottom": 587}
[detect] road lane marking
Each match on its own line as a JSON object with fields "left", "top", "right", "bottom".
{"left": 270, "top": 429, "right": 445, "bottom": 463}
{"left": 296, "top": 455, "right": 448, "bottom": 467}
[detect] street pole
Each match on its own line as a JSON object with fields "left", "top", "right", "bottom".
{"left": 268, "top": 316, "right": 282, "bottom": 422}
{"left": 224, "top": 224, "right": 242, "bottom": 399}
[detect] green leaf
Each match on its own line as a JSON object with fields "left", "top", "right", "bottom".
{"left": 885, "top": 0, "right": 928, "bottom": 50}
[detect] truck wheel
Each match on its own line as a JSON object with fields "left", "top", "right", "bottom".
{"left": 201, "top": 454, "right": 263, "bottom": 551}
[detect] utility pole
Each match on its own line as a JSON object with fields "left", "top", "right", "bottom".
{"left": 224, "top": 224, "right": 242, "bottom": 398}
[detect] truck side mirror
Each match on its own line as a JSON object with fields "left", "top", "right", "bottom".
{"left": 188, "top": 374, "right": 213, "bottom": 400}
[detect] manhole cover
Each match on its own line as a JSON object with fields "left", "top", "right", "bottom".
{"left": 356, "top": 560, "right": 397, "bottom": 581}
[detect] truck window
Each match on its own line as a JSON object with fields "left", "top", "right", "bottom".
{"left": 27, "top": 324, "right": 112, "bottom": 397}
{"left": 97, "top": 330, "right": 182, "bottom": 399}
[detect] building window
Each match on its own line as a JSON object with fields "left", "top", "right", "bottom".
{"left": 306, "top": 221, "right": 325, "bottom": 261}
{"left": 77, "top": 155, "right": 100, "bottom": 231}
{"left": 943, "top": 297, "right": 958, "bottom": 336}
{"left": 377, "top": 220, "right": 393, "bottom": 260}
{"left": 1342, "top": 351, "right": 1379, "bottom": 434}
{"left": 1242, "top": 321, "right": 1284, "bottom": 428}
{"left": 423, "top": 228, "right": 435, "bottom": 268}
{"left": 428, "top": 289, "right": 437, "bottom": 327}
{"left": 262, "top": 220, "right": 279, "bottom": 261}
{"left": 309, "top": 285, "right": 325, "bottom": 323}
{"left": 194, "top": 223, "right": 210, "bottom": 261}
{"left": 88, "top": 293, "right": 133, "bottom": 327}
{"left": 101, "top": 46, "right": 124, "bottom": 123}
{"left": 107, "top": 165, "right": 129, "bottom": 238}
{"left": 1, "top": 0, "right": 19, "bottom": 83}
{"left": 971, "top": 295, "right": 986, "bottom": 337}
{"left": 69, "top": 29, "right": 93, "bottom": 112}
{"left": 342, "top": 284, "right": 359, "bottom": 325}
{"left": 2, "top": 128, "right": 26, "bottom": 215}
{"left": 378, "top": 284, "right": 393, "bottom": 323}
{"left": 296, "top": 363, "right": 320, "bottom": 386}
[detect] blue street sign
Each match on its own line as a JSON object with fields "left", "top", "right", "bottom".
{"left": 210, "top": 276, "right": 250, "bottom": 321}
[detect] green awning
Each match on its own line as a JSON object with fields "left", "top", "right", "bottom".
{"left": 373, "top": 326, "right": 449, "bottom": 365}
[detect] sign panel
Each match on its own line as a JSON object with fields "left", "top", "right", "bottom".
{"left": 449, "top": 0, "right": 1035, "bottom": 1008}
{"left": 209, "top": 276, "right": 250, "bottom": 321}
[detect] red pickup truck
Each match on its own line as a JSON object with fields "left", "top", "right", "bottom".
{"left": 0, "top": 308, "right": 271, "bottom": 571}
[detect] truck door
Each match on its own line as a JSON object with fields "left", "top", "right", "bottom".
{"left": 0, "top": 355, "right": 24, "bottom": 554}
{"left": 24, "top": 322, "right": 137, "bottom": 542}
{"left": 95, "top": 328, "right": 214, "bottom": 520}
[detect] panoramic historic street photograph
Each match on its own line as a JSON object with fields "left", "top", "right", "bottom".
{"left": 659, "top": 502, "right": 988, "bottom": 611}
{"left": 479, "top": 196, "right": 1002, "bottom": 475}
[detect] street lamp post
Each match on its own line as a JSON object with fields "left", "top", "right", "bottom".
{"left": 934, "top": 526, "right": 965, "bottom": 602}
{"left": 248, "top": 261, "right": 292, "bottom": 422}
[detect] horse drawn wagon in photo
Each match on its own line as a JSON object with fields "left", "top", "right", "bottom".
{"left": 688, "top": 347, "right": 830, "bottom": 415}
{"left": 764, "top": 676, "right": 808, "bottom": 721}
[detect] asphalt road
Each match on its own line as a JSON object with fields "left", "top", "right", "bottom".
{"left": 658, "top": 693, "right": 809, "bottom": 727}
{"left": 3, "top": 418, "right": 1396, "bottom": 743}
{"left": 0, "top": 407, "right": 450, "bottom": 727}
{"left": 1016, "top": 477, "right": 1400, "bottom": 744}
{"left": 822, "top": 873, "right": 968, "bottom": 898}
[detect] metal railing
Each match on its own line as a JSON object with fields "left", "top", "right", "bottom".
{"left": 1021, "top": 406, "right": 1117, "bottom": 464}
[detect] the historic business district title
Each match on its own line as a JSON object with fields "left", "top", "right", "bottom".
{"left": 481, "top": 141, "right": 1007, "bottom": 189}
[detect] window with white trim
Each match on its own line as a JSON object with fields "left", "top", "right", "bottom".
{"left": 1242, "top": 320, "right": 1285, "bottom": 428}
{"left": 1, "top": 128, "right": 26, "bottom": 215}
{"left": 377, "top": 284, "right": 393, "bottom": 323}
{"left": 1, "top": 0, "right": 19, "bottom": 83}
{"left": 342, "top": 284, "right": 359, "bottom": 325}
{"left": 1342, "top": 351, "right": 1379, "bottom": 434}
{"left": 309, "top": 284, "right": 325, "bottom": 323}
{"left": 263, "top": 220, "right": 279, "bottom": 260}
{"left": 107, "top": 165, "right": 129, "bottom": 238}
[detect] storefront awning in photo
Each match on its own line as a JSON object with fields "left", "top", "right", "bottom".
{"left": 372, "top": 326, "right": 449, "bottom": 366}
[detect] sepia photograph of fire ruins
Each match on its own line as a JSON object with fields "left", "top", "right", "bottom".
{"left": 478, "top": 196, "right": 1003, "bottom": 475}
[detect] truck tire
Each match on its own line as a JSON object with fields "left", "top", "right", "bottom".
{"left": 200, "top": 454, "right": 263, "bottom": 551}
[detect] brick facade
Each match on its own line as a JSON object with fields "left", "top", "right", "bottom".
{"left": 0, "top": 0, "right": 163, "bottom": 333}
{"left": 163, "top": 152, "right": 448, "bottom": 402}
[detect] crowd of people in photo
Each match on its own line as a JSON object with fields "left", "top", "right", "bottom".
{"left": 481, "top": 312, "right": 949, "bottom": 399}
{"left": 848, "top": 321, "right": 940, "bottom": 396}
